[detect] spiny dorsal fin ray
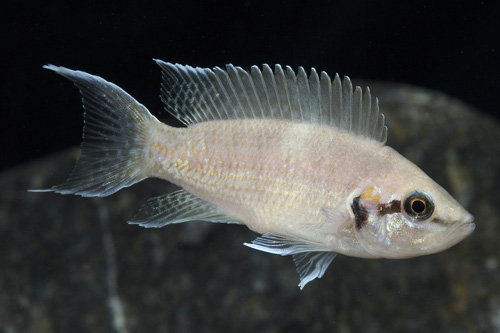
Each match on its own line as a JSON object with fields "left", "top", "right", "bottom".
{"left": 128, "top": 190, "right": 243, "bottom": 228}
{"left": 244, "top": 233, "right": 338, "bottom": 289}
{"left": 155, "top": 60, "right": 388, "bottom": 143}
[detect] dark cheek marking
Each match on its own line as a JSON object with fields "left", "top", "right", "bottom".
{"left": 352, "top": 196, "right": 368, "bottom": 230}
{"left": 378, "top": 200, "right": 401, "bottom": 216}
{"left": 432, "top": 217, "right": 443, "bottom": 224}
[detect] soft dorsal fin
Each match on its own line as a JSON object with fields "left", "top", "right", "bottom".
{"left": 155, "top": 60, "right": 388, "bottom": 143}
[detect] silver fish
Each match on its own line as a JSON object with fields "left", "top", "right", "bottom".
{"left": 33, "top": 60, "right": 475, "bottom": 289}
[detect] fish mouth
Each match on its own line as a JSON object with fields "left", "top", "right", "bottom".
{"left": 440, "top": 214, "right": 475, "bottom": 249}
{"left": 456, "top": 220, "right": 475, "bottom": 238}
{"left": 460, "top": 213, "right": 476, "bottom": 234}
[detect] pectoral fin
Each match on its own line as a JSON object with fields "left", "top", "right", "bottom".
{"left": 244, "top": 233, "right": 337, "bottom": 290}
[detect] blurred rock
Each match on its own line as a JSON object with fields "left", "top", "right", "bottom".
{"left": 1, "top": 82, "right": 498, "bottom": 332}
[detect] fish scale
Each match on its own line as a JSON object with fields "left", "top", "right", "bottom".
{"left": 31, "top": 61, "right": 475, "bottom": 289}
{"left": 147, "top": 121, "right": 342, "bottom": 224}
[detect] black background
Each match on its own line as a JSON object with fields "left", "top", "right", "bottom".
{"left": 2, "top": 1, "right": 499, "bottom": 171}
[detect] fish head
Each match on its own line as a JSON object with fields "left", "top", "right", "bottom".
{"left": 350, "top": 180, "right": 475, "bottom": 259}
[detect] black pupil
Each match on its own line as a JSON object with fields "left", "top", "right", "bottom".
{"left": 411, "top": 200, "right": 426, "bottom": 214}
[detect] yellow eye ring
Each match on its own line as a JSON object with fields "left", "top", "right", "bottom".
{"left": 403, "top": 191, "right": 434, "bottom": 221}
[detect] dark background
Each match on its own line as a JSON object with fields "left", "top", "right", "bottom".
{"left": 2, "top": 1, "right": 499, "bottom": 171}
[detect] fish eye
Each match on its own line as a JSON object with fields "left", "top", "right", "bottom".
{"left": 403, "top": 191, "right": 434, "bottom": 221}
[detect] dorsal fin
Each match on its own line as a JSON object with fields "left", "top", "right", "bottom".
{"left": 155, "top": 60, "right": 388, "bottom": 143}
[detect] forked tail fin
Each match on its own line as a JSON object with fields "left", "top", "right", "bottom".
{"left": 30, "top": 65, "right": 159, "bottom": 197}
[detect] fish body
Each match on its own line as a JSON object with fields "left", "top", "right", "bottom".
{"left": 35, "top": 61, "right": 475, "bottom": 289}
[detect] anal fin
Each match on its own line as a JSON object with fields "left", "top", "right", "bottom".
{"left": 129, "top": 190, "right": 242, "bottom": 228}
{"left": 244, "top": 233, "right": 337, "bottom": 290}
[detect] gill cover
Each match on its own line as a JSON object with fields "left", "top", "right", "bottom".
{"left": 352, "top": 187, "right": 441, "bottom": 258}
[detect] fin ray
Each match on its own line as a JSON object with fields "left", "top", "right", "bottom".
{"left": 244, "top": 233, "right": 337, "bottom": 289}
{"left": 129, "top": 190, "right": 242, "bottom": 228}
{"left": 293, "top": 251, "right": 338, "bottom": 290}
{"left": 33, "top": 65, "right": 158, "bottom": 197}
{"left": 155, "top": 60, "right": 387, "bottom": 143}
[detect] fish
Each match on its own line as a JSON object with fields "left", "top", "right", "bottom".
{"left": 32, "top": 60, "right": 475, "bottom": 289}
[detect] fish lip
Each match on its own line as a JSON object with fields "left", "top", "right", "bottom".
{"left": 436, "top": 215, "right": 475, "bottom": 250}
{"left": 463, "top": 214, "right": 476, "bottom": 233}
{"left": 450, "top": 216, "right": 476, "bottom": 241}
{"left": 458, "top": 221, "right": 476, "bottom": 238}
{"left": 466, "top": 221, "right": 476, "bottom": 232}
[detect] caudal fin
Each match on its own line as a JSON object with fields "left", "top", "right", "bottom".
{"left": 31, "top": 65, "right": 159, "bottom": 197}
